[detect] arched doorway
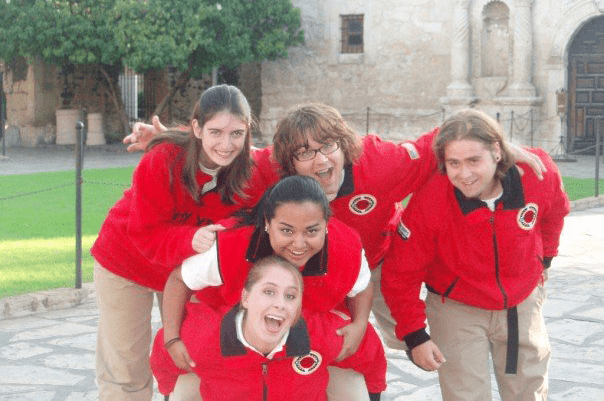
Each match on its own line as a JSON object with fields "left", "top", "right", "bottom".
{"left": 568, "top": 16, "right": 604, "bottom": 154}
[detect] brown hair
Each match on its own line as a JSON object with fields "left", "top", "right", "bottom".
{"left": 434, "top": 109, "right": 515, "bottom": 180}
{"left": 273, "top": 103, "right": 363, "bottom": 175}
{"left": 147, "top": 84, "right": 254, "bottom": 204}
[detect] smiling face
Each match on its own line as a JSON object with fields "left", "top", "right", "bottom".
{"left": 193, "top": 111, "right": 248, "bottom": 169}
{"left": 241, "top": 265, "right": 302, "bottom": 354}
{"left": 265, "top": 201, "right": 327, "bottom": 268}
{"left": 292, "top": 136, "right": 346, "bottom": 200}
{"left": 444, "top": 139, "right": 502, "bottom": 200}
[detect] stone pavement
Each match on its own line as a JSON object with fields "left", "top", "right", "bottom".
{"left": 1, "top": 146, "right": 604, "bottom": 400}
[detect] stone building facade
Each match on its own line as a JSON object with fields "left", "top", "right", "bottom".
{"left": 258, "top": 0, "right": 604, "bottom": 155}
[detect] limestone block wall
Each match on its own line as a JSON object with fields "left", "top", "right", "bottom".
{"left": 259, "top": 0, "right": 604, "bottom": 154}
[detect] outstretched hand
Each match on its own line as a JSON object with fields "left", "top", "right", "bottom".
{"left": 123, "top": 115, "right": 167, "bottom": 152}
{"left": 192, "top": 224, "right": 226, "bottom": 254}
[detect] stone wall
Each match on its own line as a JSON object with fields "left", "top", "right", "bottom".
{"left": 258, "top": 0, "right": 604, "bottom": 153}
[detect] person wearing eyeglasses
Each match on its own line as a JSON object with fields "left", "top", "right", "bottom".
{"left": 126, "top": 103, "right": 548, "bottom": 400}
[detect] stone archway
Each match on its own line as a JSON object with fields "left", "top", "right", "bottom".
{"left": 567, "top": 16, "right": 604, "bottom": 153}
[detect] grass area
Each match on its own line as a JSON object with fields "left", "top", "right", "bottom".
{"left": 561, "top": 176, "right": 604, "bottom": 200}
{"left": 0, "top": 169, "right": 602, "bottom": 298}
{"left": 1, "top": 167, "right": 134, "bottom": 298}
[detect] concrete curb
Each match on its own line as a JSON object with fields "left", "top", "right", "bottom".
{"left": 569, "top": 195, "right": 604, "bottom": 211}
{"left": 0, "top": 197, "right": 601, "bottom": 321}
{"left": 1, "top": 282, "right": 96, "bottom": 321}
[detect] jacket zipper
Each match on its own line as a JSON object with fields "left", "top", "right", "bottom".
{"left": 262, "top": 363, "right": 268, "bottom": 401}
{"left": 490, "top": 213, "right": 508, "bottom": 309}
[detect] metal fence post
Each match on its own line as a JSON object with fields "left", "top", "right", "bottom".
{"left": 1, "top": 72, "right": 5, "bottom": 156}
{"left": 75, "top": 110, "right": 85, "bottom": 289}
{"left": 596, "top": 118, "right": 601, "bottom": 198}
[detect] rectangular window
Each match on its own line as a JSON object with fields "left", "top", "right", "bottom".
{"left": 341, "top": 14, "right": 364, "bottom": 54}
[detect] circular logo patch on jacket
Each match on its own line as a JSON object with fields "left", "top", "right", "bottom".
{"left": 349, "top": 194, "right": 377, "bottom": 215}
{"left": 517, "top": 203, "right": 538, "bottom": 230}
{"left": 292, "top": 350, "right": 322, "bottom": 375}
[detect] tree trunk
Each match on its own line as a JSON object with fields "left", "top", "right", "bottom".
{"left": 99, "top": 65, "right": 130, "bottom": 135}
{"left": 152, "top": 66, "right": 193, "bottom": 118}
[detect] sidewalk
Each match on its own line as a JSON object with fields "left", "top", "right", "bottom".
{"left": 1, "top": 146, "right": 604, "bottom": 400}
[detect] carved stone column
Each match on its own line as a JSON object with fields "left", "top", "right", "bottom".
{"left": 510, "top": 0, "right": 536, "bottom": 97}
{"left": 447, "top": 0, "right": 473, "bottom": 99}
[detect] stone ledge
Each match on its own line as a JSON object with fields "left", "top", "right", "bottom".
{"left": 570, "top": 195, "right": 604, "bottom": 211}
{"left": 1, "top": 282, "right": 95, "bottom": 320}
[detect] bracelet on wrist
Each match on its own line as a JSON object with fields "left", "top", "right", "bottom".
{"left": 164, "top": 337, "right": 181, "bottom": 349}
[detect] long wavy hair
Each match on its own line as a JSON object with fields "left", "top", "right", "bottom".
{"left": 147, "top": 84, "right": 255, "bottom": 204}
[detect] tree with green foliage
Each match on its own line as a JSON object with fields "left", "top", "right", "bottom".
{"left": 112, "top": 0, "right": 304, "bottom": 117}
{"left": 0, "top": 0, "right": 132, "bottom": 134}
{"left": 0, "top": 0, "right": 303, "bottom": 133}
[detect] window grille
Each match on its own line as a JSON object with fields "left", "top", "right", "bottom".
{"left": 341, "top": 14, "right": 364, "bottom": 54}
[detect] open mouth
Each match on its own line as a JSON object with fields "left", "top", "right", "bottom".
{"left": 315, "top": 167, "right": 333, "bottom": 182}
{"left": 264, "top": 314, "right": 285, "bottom": 333}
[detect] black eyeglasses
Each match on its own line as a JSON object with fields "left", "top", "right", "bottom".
{"left": 293, "top": 140, "right": 340, "bottom": 162}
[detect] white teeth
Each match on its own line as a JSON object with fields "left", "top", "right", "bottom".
{"left": 267, "top": 315, "right": 284, "bottom": 322}
{"left": 316, "top": 168, "right": 331, "bottom": 178}
{"left": 290, "top": 250, "right": 304, "bottom": 255}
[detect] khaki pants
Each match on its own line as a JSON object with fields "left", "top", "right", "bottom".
{"left": 426, "top": 285, "right": 550, "bottom": 401}
{"left": 94, "top": 261, "right": 162, "bottom": 401}
{"left": 370, "top": 265, "right": 407, "bottom": 350}
{"left": 326, "top": 366, "right": 370, "bottom": 401}
{"left": 171, "top": 373, "right": 202, "bottom": 401}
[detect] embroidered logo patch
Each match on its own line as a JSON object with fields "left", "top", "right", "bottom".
{"left": 517, "top": 203, "right": 538, "bottom": 230}
{"left": 349, "top": 194, "right": 377, "bottom": 215}
{"left": 292, "top": 350, "right": 322, "bottom": 375}
{"left": 397, "top": 220, "right": 411, "bottom": 240}
{"left": 402, "top": 142, "right": 420, "bottom": 160}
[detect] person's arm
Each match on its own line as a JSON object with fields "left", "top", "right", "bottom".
{"left": 162, "top": 266, "right": 196, "bottom": 371}
{"left": 381, "top": 181, "right": 448, "bottom": 371}
{"left": 150, "top": 327, "right": 188, "bottom": 395}
{"left": 331, "top": 318, "right": 387, "bottom": 399}
{"left": 124, "top": 115, "right": 166, "bottom": 152}
{"left": 533, "top": 150, "right": 571, "bottom": 266}
{"left": 335, "top": 255, "right": 373, "bottom": 361}
{"left": 162, "top": 246, "right": 222, "bottom": 370}
{"left": 335, "top": 282, "right": 373, "bottom": 361}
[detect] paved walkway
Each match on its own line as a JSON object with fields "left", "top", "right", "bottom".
{"left": 1, "top": 146, "right": 604, "bottom": 400}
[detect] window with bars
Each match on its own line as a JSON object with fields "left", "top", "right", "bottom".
{"left": 341, "top": 14, "right": 364, "bottom": 54}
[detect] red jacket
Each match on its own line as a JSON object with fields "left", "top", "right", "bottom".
{"left": 91, "top": 143, "right": 261, "bottom": 291}
{"left": 195, "top": 217, "right": 363, "bottom": 313}
{"left": 151, "top": 302, "right": 387, "bottom": 400}
{"left": 381, "top": 149, "right": 570, "bottom": 347}
{"left": 248, "top": 131, "right": 439, "bottom": 269}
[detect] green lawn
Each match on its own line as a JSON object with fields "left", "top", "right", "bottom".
{"left": 0, "top": 169, "right": 602, "bottom": 298}
{"left": 1, "top": 167, "right": 134, "bottom": 298}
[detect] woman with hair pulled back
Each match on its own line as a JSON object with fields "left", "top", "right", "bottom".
{"left": 161, "top": 175, "right": 377, "bottom": 400}
{"left": 91, "top": 84, "right": 258, "bottom": 400}
{"left": 152, "top": 254, "right": 387, "bottom": 400}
